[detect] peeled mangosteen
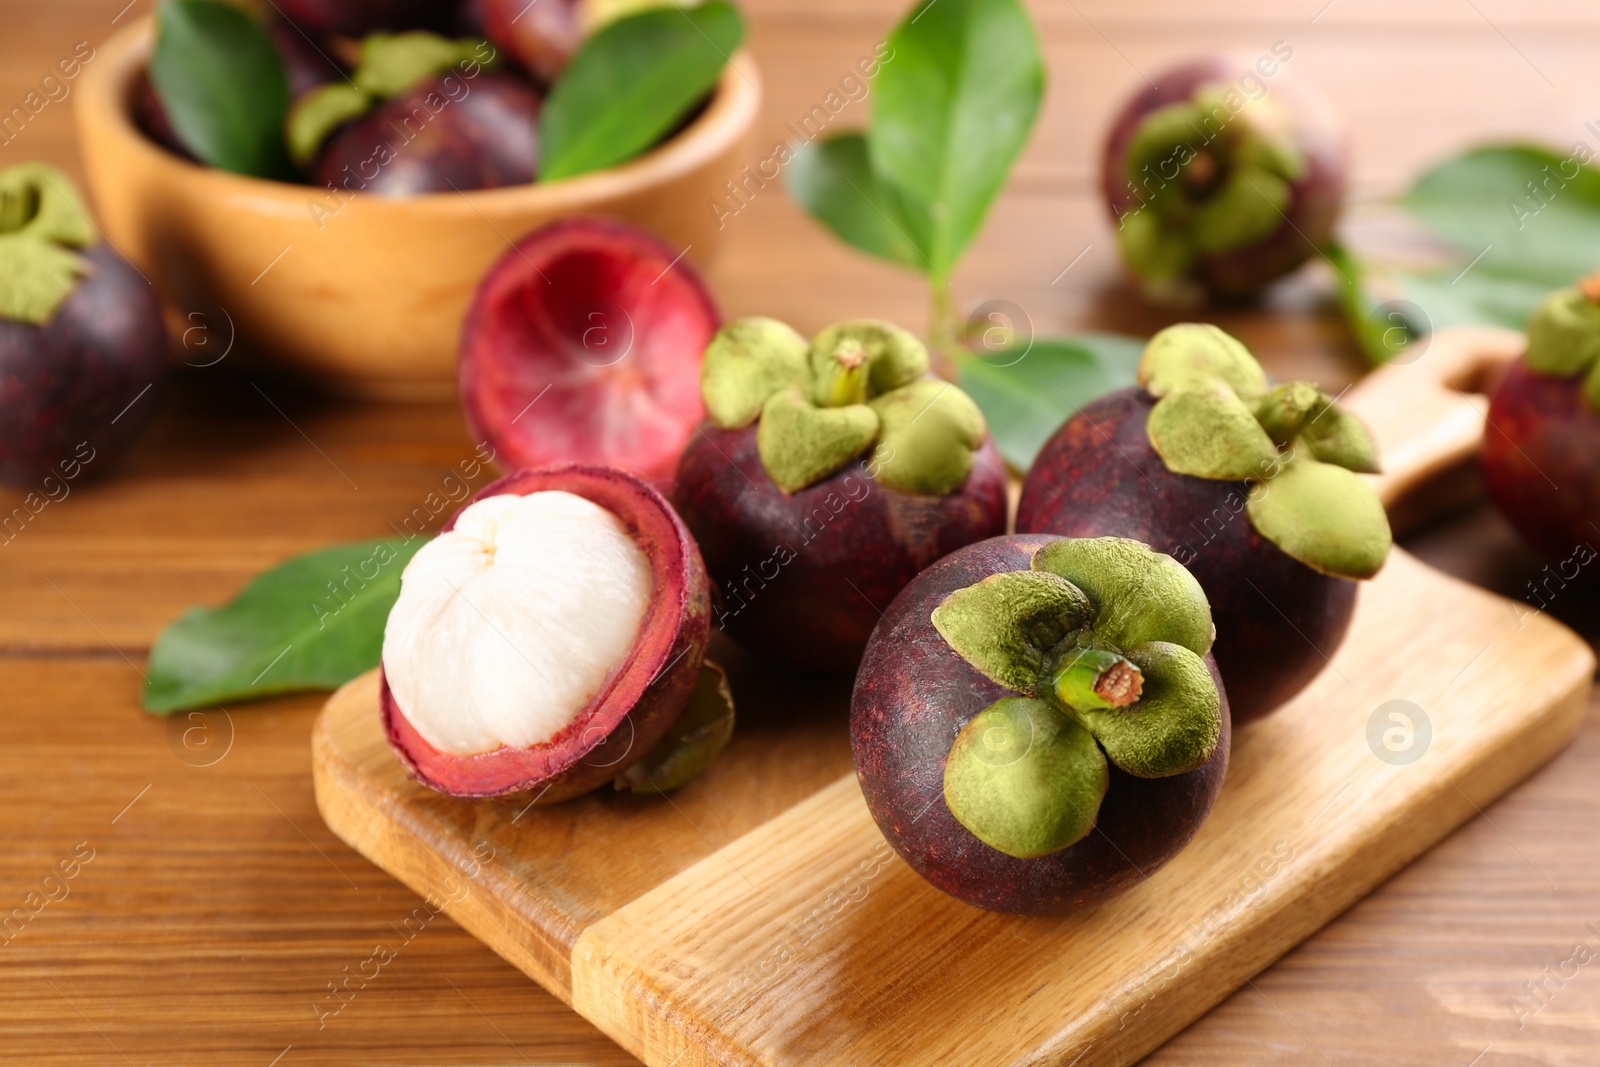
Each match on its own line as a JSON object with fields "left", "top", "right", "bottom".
{"left": 852, "top": 534, "right": 1230, "bottom": 914}
{"left": 1017, "top": 324, "right": 1391, "bottom": 720}
{"left": 1102, "top": 55, "right": 1346, "bottom": 303}
{"left": 0, "top": 164, "right": 167, "bottom": 486}
{"left": 309, "top": 69, "right": 539, "bottom": 193}
{"left": 1482, "top": 276, "right": 1600, "bottom": 565}
{"left": 673, "top": 319, "right": 1008, "bottom": 672}
{"left": 380, "top": 463, "right": 733, "bottom": 801}
{"left": 459, "top": 218, "right": 721, "bottom": 488}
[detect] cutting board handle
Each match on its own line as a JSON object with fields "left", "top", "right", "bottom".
{"left": 1340, "top": 325, "right": 1524, "bottom": 509}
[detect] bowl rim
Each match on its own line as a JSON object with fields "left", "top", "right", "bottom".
{"left": 79, "top": 14, "right": 762, "bottom": 215}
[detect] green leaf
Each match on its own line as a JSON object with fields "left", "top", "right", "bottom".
{"left": 786, "top": 134, "right": 929, "bottom": 271}
{"left": 143, "top": 538, "right": 429, "bottom": 714}
{"left": 868, "top": 0, "right": 1045, "bottom": 275}
{"left": 954, "top": 333, "right": 1143, "bottom": 470}
{"left": 149, "top": 0, "right": 293, "bottom": 179}
{"left": 1402, "top": 144, "right": 1600, "bottom": 288}
{"left": 539, "top": 1, "right": 743, "bottom": 181}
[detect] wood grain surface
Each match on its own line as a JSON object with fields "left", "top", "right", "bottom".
{"left": 5, "top": 1, "right": 1600, "bottom": 1065}
{"left": 313, "top": 550, "right": 1594, "bottom": 1066}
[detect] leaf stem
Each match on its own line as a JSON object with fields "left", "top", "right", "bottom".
{"left": 927, "top": 276, "right": 961, "bottom": 378}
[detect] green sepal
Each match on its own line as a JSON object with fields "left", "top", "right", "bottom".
{"left": 868, "top": 380, "right": 986, "bottom": 496}
{"left": 1147, "top": 386, "right": 1280, "bottom": 480}
{"left": 1030, "top": 537, "right": 1214, "bottom": 656}
{"left": 1191, "top": 166, "right": 1287, "bottom": 255}
{"left": 353, "top": 33, "right": 492, "bottom": 98}
{"left": 755, "top": 388, "right": 877, "bottom": 494}
{"left": 1075, "top": 640, "right": 1221, "bottom": 779}
{"left": 1524, "top": 286, "right": 1600, "bottom": 377}
{"left": 942, "top": 697, "right": 1108, "bottom": 859}
{"left": 615, "top": 661, "right": 735, "bottom": 795}
{"left": 286, "top": 83, "right": 373, "bottom": 168}
{"left": 1122, "top": 101, "right": 1205, "bottom": 188}
{"left": 931, "top": 570, "right": 1092, "bottom": 694}
{"left": 1586, "top": 357, "right": 1600, "bottom": 411}
{"left": 0, "top": 163, "right": 94, "bottom": 325}
{"left": 808, "top": 320, "right": 929, "bottom": 403}
{"left": 1299, "top": 403, "right": 1380, "bottom": 474}
{"left": 700, "top": 317, "right": 811, "bottom": 429}
{"left": 1138, "top": 323, "right": 1268, "bottom": 399}
{"left": 1117, "top": 206, "right": 1195, "bottom": 286}
{"left": 1253, "top": 381, "right": 1324, "bottom": 445}
{"left": 1246, "top": 451, "right": 1392, "bottom": 578}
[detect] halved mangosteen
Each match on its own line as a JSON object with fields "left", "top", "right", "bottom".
{"left": 380, "top": 463, "right": 730, "bottom": 801}
{"left": 458, "top": 219, "right": 721, "bottom": 490}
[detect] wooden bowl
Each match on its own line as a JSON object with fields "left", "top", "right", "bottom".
{"left": 74, "top": 18, "right": 761, "bottom": 399}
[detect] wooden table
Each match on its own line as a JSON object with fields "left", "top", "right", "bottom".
{"left": 4, "top": 2, "right": 1599, "bottom": 1063}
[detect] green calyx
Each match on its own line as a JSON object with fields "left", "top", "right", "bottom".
{"left": 702, "top": 317, "right": 986, "bottom": 496}
{"left": 1139, "top": 323, "right": 1392, "bottom": 580}
{"left": 0, "top": 163, "right": 95, "bottom": 326}
{"left": 1116, "top": 87, "right": 1304, "bottom": 295}
{"left": 935, "top": 536, "right": 1223, "bottom": 859}
{"left": 614, "top": 661, "right": 735, "bottom": 794}
{"left": 1525, "top": 279, "right": 1600, "bottom": 411}
{"left": 285, "top": 33, "right": 494, "bottom": 169}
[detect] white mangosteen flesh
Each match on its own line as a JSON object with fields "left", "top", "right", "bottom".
{"left": 381, "top": 490, "right": 653, "bottom": 756}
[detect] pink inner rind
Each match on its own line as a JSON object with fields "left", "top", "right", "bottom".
{"left": 381, "top": 463, "right": 711, "bottom": 799}
{"left": 458, "top": 217, "right": 722, "bottom": 489}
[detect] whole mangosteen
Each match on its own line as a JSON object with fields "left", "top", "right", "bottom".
{"left": 310, "top": 70, "right": 539, "bottom": 193}
{"left": 673, "top": 318, "right": 1009, "bottom": 672}
{"left": 1481, "top": 275, "right": 1600, "bottom": 569}
{"left": 852, "top": 534, "right": 1229, "bottom": 914}
{"left": 0, "top": 164, "right": 167, "bottom": 486}
{"left": 1016, "top": 324, "right": 1391, "bottom": 721}
{"left": 380, "top": 463, "right": 733, "bottom": 800}
{"left": 1102, "top": 55, "right": 1346, "bottom": 303}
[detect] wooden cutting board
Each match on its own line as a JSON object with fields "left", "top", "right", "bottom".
{"left": 311, "top": 328, "right": 1596, "bottom": 1066}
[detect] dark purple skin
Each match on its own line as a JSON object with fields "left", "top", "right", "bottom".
{"left": 481, "top": 0, "right": 582, "bottom": 85}
{"left": 0, "top": 244, "right": 168, "bottom": 485}
{"left": 673, "top": 426, "right": 1009, "bottom": 673}
{"left": 1016, "top": 387, "right": 1356, "bottom": 722}
{"left": 1102, "top": 56, "right": 1347, "bottom": 300}
{"left": 275, "top": 0, "right": 455, "bottom": 36}
{"left": 851, "top": 534, "right": 1232, "bottom": 915}
{"left": 1482, "top": 359, "right": 1600, "bottom": 564}
{"left": 312, "top": 71, "right": 539, "bottom": 195}
{"left": 265, "top": 17, "right": 348, "bottom": 99}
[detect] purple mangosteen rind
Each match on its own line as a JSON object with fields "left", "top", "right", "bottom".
{"left": 1481, "top": 275, "right": 1600, "bottom": 563}
{"left": 851, "top": 534, "right": 1232, "bottom": 915}
{"left": 1133, "top": 323, "right": 1391, "bottom": 581}
{"left": 1102, "top": 56, "right": 1345, "bottom": 302}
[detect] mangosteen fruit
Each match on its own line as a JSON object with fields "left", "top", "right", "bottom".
{"left": 852, "top": 534, "right": 1229, "bottom": 914}
{"left": 0, "top": 164, "right": 167, "bottom": 486}
{"left": 459, "top": 217, "right": 721, "bottom": 488}
{"left": 380, "top": 463, "right": 733, "bottom": 801}
{"left": 287, "top": 32, "right": 534, "bottom": 191}
{"left": 1482, "top": 275, "right": 1600, "bottom": 565}
{"left": 673, "top": 318, "right": 1008, "bottom": 672}
{"left": 276, "top": 0, "right": 451, "bottom": 37}
{"left": 481, "top": 0, "right": 584, "bottom": 85}
{"left": 1102, "top": 56, "right": 1346, "bottom": 303}
{"left": 1016, "top": 324, "right": 1390, "bottom": 721}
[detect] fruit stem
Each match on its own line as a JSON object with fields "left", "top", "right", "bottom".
{"left": 1051, "top": 648, "right": 1144, "bottom": 711}
{"left": 926, "top": 277, "right": 959, "bottom": 380}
